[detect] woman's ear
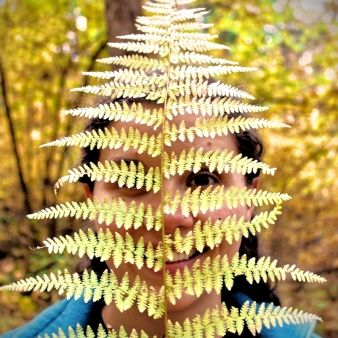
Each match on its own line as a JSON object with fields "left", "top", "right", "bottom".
{"left": 252, "top": 177, "right": 260, "bottom": 191}
{"left": 83, "top": 184, "right": 93, "bottom": 200}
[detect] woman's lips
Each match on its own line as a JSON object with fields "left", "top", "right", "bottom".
{"left": 141, "top": 242, "right": 211, "bottom": 274}
{"left": 164, "top": 247, "right": 210, "bottom": 273}
{"left": 165, "top": 248, "right": 198, "bottom": 263}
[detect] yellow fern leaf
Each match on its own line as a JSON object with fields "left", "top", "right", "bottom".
{"left": 167, "top": 301, "right": 322, "bottom": 338}
{"left": 28, "top": 198, "right": 163, "bottom": 231}
{"left": 162, "top": 186, "right": 290, "bottom": 217}
{"left": 96, "top": 54, "right": 168, "bottom": 72}
{"left": 41, "top": 127, "right": 163, "bottom": 157}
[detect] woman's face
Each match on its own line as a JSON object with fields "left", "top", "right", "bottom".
{"left": 84, "top": 104, "right": 257, "bottom": 314}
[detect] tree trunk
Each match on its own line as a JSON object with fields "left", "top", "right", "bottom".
{"left": 104, "top": 0, "right": 142, "bottom": 58}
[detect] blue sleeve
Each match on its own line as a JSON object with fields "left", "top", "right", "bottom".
{"left": 0, "top": 297, "right": 94, "bottom": 338}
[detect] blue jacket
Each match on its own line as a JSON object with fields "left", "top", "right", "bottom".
{"left": 1, "top": 292, "right": 321, "bottom": 338}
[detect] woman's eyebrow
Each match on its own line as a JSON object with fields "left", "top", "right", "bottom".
{"left": 107, "top": 157, "right": 147, "bottom": 169}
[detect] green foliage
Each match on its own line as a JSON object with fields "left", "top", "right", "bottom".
{"left": 0, "top": 0, "right": 107, "bottom": 329}
{"left": 1, "top": 0, "right": 334, "bottom": 336}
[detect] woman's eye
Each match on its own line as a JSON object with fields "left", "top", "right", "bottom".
{"left": 187, "top": 172, "right": 219, "bottom": 187}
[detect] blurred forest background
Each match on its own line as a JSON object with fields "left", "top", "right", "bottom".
{"left": 0, "top": 0, "right": 337, "bottom": 336}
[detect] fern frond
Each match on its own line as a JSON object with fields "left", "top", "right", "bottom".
{"left": 107, "top": 42, "right": 171, "bottom": 57}
{"left": 173, "top": 21, "right": 214, "bottom": 31}
{"left": 38, "top": 204, "right": 281, "bottom": 271}
{"left": 166, "top": 8, "right": 211, "bottom": 23}
{"left": 1, "top": 261, "right": 323, "bottom": 317}
{"left": 204, "top": 81, "right": 255, "bottom": 100}
{"left": 285, "top": 264, "right": 328, "bottom": 283}
{"left": 167, "top": 81, "right": 254, "bottom": 102}
{"left": 40, "top": 323, "right": 154, "bottom": 338}
{"left": 82, "top": 69, "right": 166, "bottom": 84}
{"left": 39, "top": 202, "right": 280, "bottom": 269}
{"left": 163, "top": 117, "right": 289, "bottom": 145}
{"left": 168, "top": 79, "right": 254, "bottom": 100}
{"left": 38, "top": 324, "right": 95, "bottom": 338}
{"left": 135, "top": 9, "right": 211, "bottom": 28}
{"left": 171, "top": 203, "right": 282, "bottom": 253}
{"left": 40, "top": 127, "right": 163, "bottom": 157}
{"left": 166, "top": 96, "right": 268, "bottom": 119}
{"left": 135, "top": 24, "right": 170, "bottom": 35}
{"left": 119, "top": 32, "right": 219, "bottom": 42}
{"left": 43, "top": 115, "right": 284, "bottom": 157}
{"left": 164, "top": 254, "right": 326, "bottom": 301}
{"left": 169, "top": 65, "right": 256, "bottom": 81}
{"left": 164, "top": 186, "right": 291, "bottom": 217}
{"left": 135, "top": 22, "right": 214, "bottom": 35}
{"left": 27, "top": 197, "right": 163, "bottom": 231}
{"left": 70, "top": 78, "right": 253, "bottom": 103}
{"left": 171, "top": 51, "right": 239, "bottom": 65}
{"left": 62, "top": 102, "right": 163, "bottom": 129}
{"left": 0, "top": 269, "right": 165, "bottom": 318}
{"left": 42, "top": 229, "right": 164, "bottom": 271}
{"left": 163, "top": 148, "right": 276, "bottom": 177}
{"left": 96, "top": 55, "right": 168, "bottom": 72}
{"left": 71, "top": 81, "right": 166, "bottom": 102}
{"left": 55, "top": 160, "right": 161, "bottom": 193}
{"left": 167, "top": 302, "right": 322, "bottom": 338}
{"left": 108, "top": 38, "right": 228, "bottom": 55}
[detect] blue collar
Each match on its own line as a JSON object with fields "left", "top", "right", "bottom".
{"left": 1, "top": 292, "right": 320, "bottom": 338}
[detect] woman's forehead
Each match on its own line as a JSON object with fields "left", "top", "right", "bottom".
{"left": 100, "top": 113, "right": 239, "bottom": 164}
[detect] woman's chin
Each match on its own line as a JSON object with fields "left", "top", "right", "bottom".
{"left": 166, "top": 292, "right": 203, "bottom": 313}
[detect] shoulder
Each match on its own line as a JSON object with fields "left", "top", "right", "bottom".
{"left": 231, "top": 291, "right": 322, "bottom": 338}
{"left": 0, "top": 297, "right": 94, "bottom": 338}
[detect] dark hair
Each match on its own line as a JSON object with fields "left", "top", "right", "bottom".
{"left": 76, "top": 96, "right": 280, "bottom": 336}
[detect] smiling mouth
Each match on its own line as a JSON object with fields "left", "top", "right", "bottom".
{"left": 165, "top": 247, "right": 209, "bottom": 264}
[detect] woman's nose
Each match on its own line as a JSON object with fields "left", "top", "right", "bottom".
{"left": 162, "top": 206, "right": 194, "bottom": 235}
{"left": 161, "top": 178, "right": 194, "bottom": 235}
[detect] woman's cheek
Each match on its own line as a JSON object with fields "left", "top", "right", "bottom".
{"left": 219, "top": 235, "right": 242, "bottom": 261}
{"left": 203, "top": 206, "right": 245, "bottom": 260}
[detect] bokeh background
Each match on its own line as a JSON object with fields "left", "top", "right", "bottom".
{"left": 0, "top": 0, "right": 337, "bottom": 336}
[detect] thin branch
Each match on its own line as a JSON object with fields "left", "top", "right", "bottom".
{"left": 0, "top": 55, "right": 32, "bottom": 215}
{"left": 55, "top": 38, "right": 108, "bottom": 186}
{"left": 41, "top": 57, "right": 72, "bottom": 214}
{"left": 44, "top": 39, "right": 109, "bottom": 239}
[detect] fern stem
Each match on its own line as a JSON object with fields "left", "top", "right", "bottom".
{"left": 160, "top": 3, "right": 176, "bottom": 337}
